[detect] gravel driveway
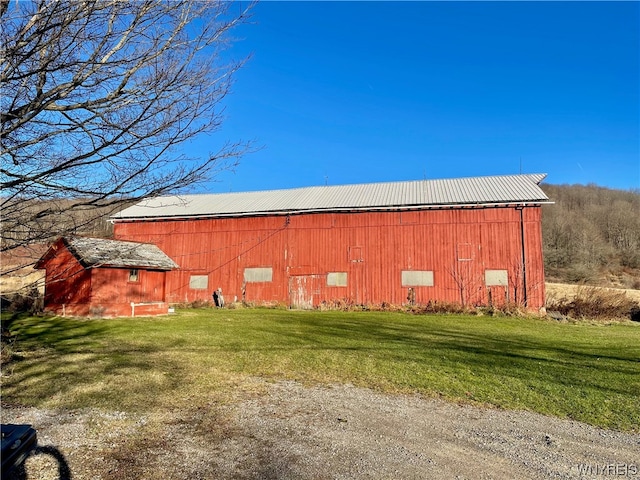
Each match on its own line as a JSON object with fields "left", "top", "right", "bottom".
{"left": 4, "top": 379, "right": 639, "bottom": 479}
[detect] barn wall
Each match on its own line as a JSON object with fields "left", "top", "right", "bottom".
{"left": 113, "top": 206, "right": 545, "bottom": 309}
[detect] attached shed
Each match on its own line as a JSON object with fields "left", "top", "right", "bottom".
{"left": 111, "top": 174, "right": 551, "bottom": 310}
{"left": 35, "top": 237, "right": 178, "bottom": 317}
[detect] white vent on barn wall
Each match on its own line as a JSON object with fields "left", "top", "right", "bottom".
{"left": 244, "top": 267, "right": 273, "bottom": 283}
{"left": 485, "top": 270, "right": 508, "bottom": 287}
{"left": 189, "top": 275, "right": 209, "bottom": 290}
{"left": 327, "top": 272, "right": 348, "bottom": 287}
{"left": 401, "top": 271, "right": 434, "bottom": 287}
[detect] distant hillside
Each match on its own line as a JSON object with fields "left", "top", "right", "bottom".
{"left": 541, "top": 183, "right": 640, "bottom": 289}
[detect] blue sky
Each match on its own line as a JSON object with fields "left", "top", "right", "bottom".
{"left": 193, "top": 1, "right": 639, "bottom": 193}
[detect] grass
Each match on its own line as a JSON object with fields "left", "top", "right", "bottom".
{"left": 2, "top": 308, "right": 639, "bottom": 432}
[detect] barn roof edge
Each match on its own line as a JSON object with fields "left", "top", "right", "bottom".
{"left": 111, "top": 173, "right": 550, "bottom": 221}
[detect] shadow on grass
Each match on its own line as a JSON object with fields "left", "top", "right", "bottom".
{"left": 245, "top": 313, "right": 640, "bottom": 410}
{"left": 2, "top": 315, "right": 191, "bottom": 412}
{"left": 3, "top": 310, "right": 639, "bottom": 430}
{"left": 254, "top": 313, "right": 638, "bottom": 369}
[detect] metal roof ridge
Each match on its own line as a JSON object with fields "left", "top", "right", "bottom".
{"left": 156, "top": 173, "right": 547, "bottom": 199}
{"left": 111, "top": 173, "right": 549, "bottom": 220}
{"left": 170, "top": 173, "right": 536, "bottom": 198}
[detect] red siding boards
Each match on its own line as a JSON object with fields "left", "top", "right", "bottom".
{"left": 36, "top": 238, "right": 172, "bottom": 317}
{"left": 113, "top": 205, "right": 546, "bottom": 311}
{"left": 39, "top": 243, "right": 92, "bottom": 312}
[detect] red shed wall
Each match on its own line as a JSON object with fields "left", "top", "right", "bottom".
{"left": 113, "top": 206, "right": 545, "bottom": 309}
{"left": 40, "top": 243, "right": 92, "bottom": 315}
{"left": 89, "top": 268, "right": 166, "bottom": 304}
{"left": 40, "top": 242, "right": 170, "bottom": 317}
{"left": 87, "top": 268, "right": 169, "bottom": 317}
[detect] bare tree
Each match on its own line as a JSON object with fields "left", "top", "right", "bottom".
{"left": 447, "top": 261, "right": 482, "bottom": 308}
{"left": 507, "top": 258, "right": 524, "bottom": 306}
{"left": 1, "top": 0, "right": 253, "bottom": 254}
{"left": 541, "top": 184, "right": 640, "bottom": 286}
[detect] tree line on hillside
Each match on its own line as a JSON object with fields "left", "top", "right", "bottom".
{"left": 541, "top": 183, "right": 640, "bottom": 288}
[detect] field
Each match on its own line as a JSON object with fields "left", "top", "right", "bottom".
{"left": 3, "top": 308, "right": 639, "bottom": 479}
{"left": 546, "top": 282, "right": 640, "bottom": 304}
{"left": 3, "top": 308, "right": 639, "bottom": 432}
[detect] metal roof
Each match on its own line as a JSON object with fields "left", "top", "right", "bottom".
{"left": 112, "top": 173, "right": 549, "bottom": 221}
{"left": 63, "top": 237, "right": 179, "bottom": 270}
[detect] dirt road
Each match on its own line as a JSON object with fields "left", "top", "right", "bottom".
{"left": 4, "top": 379, "right": 639, "bottom": 479}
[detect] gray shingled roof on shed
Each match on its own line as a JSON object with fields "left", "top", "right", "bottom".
{"left": 64, "top": 237, "right": 178, "bottom": 270}
{"left": 112, "top": 173, "right": 550, "bottom": 220}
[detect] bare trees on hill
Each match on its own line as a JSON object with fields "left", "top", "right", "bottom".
{"left": 541, "top": 184, "right": 640, "bottom": 288}
{"left": 1, "top": 0, "right": 252, "bottom": 252}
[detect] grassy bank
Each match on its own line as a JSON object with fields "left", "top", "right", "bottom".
{"left": 2, "top": 309, "right": 639, "bottom": 432}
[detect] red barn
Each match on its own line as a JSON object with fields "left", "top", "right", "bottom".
{"left": 36, "top": 237, "right": 178, "bottom": 317}
{"left": 111, "top": 174, "right": 551, "bottom": 311}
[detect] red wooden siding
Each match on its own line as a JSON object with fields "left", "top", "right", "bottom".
{"left": 113, "top": 205, "right": 545, "bottom": 309}
{"left": 41, "top": 243, "right": 92, "bottom": 312}
{"left": 86, "top": 267, "right": 169, "bottom": 317}
{"left": 38, "top": 240, "right": 171, "bottom": 317}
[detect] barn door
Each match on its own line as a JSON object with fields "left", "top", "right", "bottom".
{"left": 289, "top": 275, "right": 324, "bottom": 309}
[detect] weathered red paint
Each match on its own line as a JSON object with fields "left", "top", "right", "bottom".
{"left": 36, "top": 239, "right": 171, "bottom": 317}
{"left": 113, "top": 205, "right": 546, "bottom": 310}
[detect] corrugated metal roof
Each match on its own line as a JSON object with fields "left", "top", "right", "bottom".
{"left": 64, "top": 237, "right": 179, "bottom": 270}
{"left": 112, "top": 173, "right": 549, "bottom": 220}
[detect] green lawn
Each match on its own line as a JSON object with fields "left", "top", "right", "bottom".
{"left": 2, "top": 308, "right": 639, "bottom": 432}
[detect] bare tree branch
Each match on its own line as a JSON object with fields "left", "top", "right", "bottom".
{"left": 1, "top": 0, "right": 254, "bottom": 255}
